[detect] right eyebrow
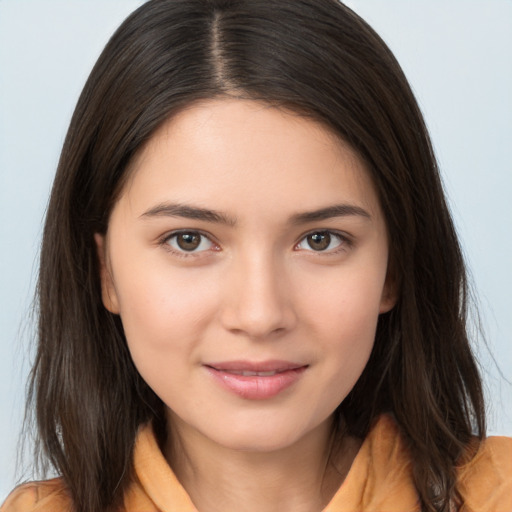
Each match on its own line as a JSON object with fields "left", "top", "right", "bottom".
{"left": 139, "top": 202, "right": 237, "bottom": 227}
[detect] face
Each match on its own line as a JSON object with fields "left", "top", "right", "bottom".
{"left": 97, "top": 99, "right": 395, "bottom": 453}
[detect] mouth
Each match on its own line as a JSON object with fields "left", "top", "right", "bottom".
{"left": 204, "top": 360, "right": 308, "bottom": 400}
{"left": 216, "top": 369, "right": 287, "bottom": 377}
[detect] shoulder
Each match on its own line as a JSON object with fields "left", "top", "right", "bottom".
{"left": 1, "top": 478, "right": 72, "bottom": 512}
{"left": 457, "top": 435, "right": 512, "bottom": 512}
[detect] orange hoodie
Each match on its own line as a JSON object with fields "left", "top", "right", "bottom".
{"left": 2, "top": 415, "right": 511, "bottom": 512}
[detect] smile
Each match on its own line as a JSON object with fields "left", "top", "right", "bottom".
{"left": 222, "top": 370, "right": 282, "bottom": 376}
{"left": 204, "top": 360, "right": 308, "bottom": 400}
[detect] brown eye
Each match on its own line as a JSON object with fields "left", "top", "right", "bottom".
{"left": 166, "top": 231, "right": 214, "bottom": 253}
{"left": 296, "top": 231, "right": 344, "bottom": 252}
{"left": 177, "top": 232, "right": 201, "bottom": 251}
{"left": 307, "top": 232, "right": 331, "bottom": 251}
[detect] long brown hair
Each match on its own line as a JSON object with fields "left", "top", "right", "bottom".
{"left": 28, "top": 1, "right": 485, "bottom": 511}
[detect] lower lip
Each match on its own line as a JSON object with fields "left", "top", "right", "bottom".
{"left": 205, "top": 366, "right": 307, "bottom": 400}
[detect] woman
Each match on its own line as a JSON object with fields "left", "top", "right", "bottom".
{"left": 2, "top": 1, "right": 511, "bottom": 511}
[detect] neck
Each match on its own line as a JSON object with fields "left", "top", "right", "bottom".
{"left": 164, "top": 413, "right": 360, "bottom": 512}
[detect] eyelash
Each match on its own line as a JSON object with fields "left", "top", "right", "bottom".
{"left": 295, "top": 230, "right": 352, "bottom": 255}
{"left": 159, "top": 230, "right": 219, "bottom": 258}
{"left": 159, "top": 229, "right": 352, "bottom": 258}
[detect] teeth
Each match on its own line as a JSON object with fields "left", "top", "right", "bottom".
{"left": 225, "top": 370, "right": 279, "bottom": 376}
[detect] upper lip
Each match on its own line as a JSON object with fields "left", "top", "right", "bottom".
{"left": 205, "top": 360, "right": 307, "bottom": 372}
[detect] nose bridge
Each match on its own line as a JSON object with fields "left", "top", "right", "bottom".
{"left": 220, "top": 245, "right": 295, "bottom": 338}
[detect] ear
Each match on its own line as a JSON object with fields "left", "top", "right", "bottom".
{"left": 94, "top": 233, "right": 120, "bottom": 314}
{"left": 379, "top": 267, "right": 398, "bottom": 314}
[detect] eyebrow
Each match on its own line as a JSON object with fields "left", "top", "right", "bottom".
{"left": 140, "top": 203, "right": 237, "bottom": 226}
{"left": 140, "top": 202, "right": 371, "bottom": 226}
{"left": 289, "top": 204, "right": 371, "bottom": 224}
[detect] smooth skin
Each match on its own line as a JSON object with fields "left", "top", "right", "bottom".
{"left": 96, "top": 99, "right": 396, "bottom": 512}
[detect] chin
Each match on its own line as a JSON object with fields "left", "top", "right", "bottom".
{"left": 199, "top": 413, "right": 330, "bottom": 454}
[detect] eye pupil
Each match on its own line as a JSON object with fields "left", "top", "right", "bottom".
{"left": 177, "top": 232, "right": 201, "bottom": 251}
{"left": 307, "top": 232, "right": 331, "bottom": 251}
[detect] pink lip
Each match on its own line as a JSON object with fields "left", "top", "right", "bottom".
{"left": 204, "top": 360, "right": 308, "bottom": 400}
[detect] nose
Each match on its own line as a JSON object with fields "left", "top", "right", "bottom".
{"left": 219, "top": 251, "right": 297, "bottom": 340}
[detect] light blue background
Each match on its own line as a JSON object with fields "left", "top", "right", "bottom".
{"left": 1, "top": 0, "right": 511, "bottom": 500}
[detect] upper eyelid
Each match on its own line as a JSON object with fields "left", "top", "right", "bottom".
{"left": 295, "top": 229, "right": 352, "bottom": 244}
{"left": 161, "top": 228, "right": 216, "bottom": 243}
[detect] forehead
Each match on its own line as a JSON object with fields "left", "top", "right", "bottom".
{"left": 119, "top": 98, "right": 382, "bottom": 221}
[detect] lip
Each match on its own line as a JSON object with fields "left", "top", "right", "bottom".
{"left": 204, "top": 360, "right": 308, "bottom": 400}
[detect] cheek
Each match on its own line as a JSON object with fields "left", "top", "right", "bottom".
{"left": 112, "top": 257, "right": 220, "bottom": 367}
{"left": 300, "top": 264, "right": 385, "bottom": 397}
{"left": 304, "top": 262, "right": 385, "bottom": 337}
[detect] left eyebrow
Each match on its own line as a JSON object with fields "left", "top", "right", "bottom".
{"left": 289, "top": 204, "right": 371, "bottom": 225}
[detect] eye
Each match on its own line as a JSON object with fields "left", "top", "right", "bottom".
{"left": 165, "top": 231, "right": 215, "bottom": 253}
{"left": 296, "top": 231, "right": 345, "bottom": 252}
